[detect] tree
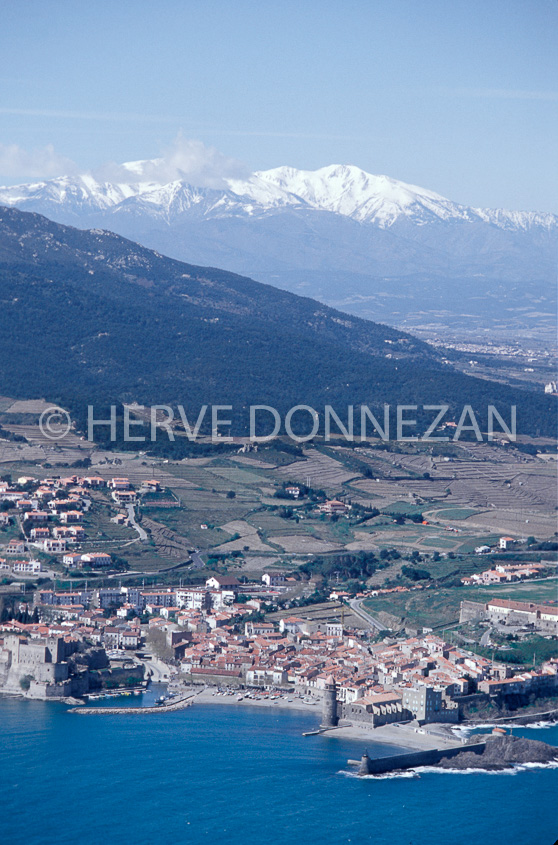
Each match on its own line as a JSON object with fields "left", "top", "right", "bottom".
{"left": 401, "top": 565, "right": 431, "bottom": 581}
{"left": 226, "top": 490, "right": 236, "bottom": 499}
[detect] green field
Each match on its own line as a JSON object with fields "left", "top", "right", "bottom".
{"left": 457, "top": 535, "right": 501, "bottom": 553}
{"left": 364, "top": 579, "right": 558, "bottom": 629}
{"left": 476, "top": 636, "right": 558, "bottom": 666}
{"left": 419, "top": 537, "right": 460, "bottom": 549}
{"left": 380, "top": 501, "right": 425, "bottom": 516}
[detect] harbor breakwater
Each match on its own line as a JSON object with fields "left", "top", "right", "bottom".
{"left": 354, "top": 734, "right": 558, "bottom": 775}
{"left": 70, "top": 695, "right": 194, "bottom": 715}
{"left": 354, "top": 741, "right": 488, "bottom": 775}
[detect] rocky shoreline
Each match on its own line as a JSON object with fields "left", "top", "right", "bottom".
{"left": 436, "top": 734, "right": 558, "bottom": 771}
{"left": 356, "top": 734, "right": 558, "bottom": 776}
{"left": 464, "top": 707, "right": 558, "bottom": 728}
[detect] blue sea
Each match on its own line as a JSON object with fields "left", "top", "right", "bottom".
{"left": 1, "top": 692, "right": 557, "bottom": 845}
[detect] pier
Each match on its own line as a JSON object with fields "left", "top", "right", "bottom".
{"left": 350, "top": 740, "right": 488, "bottom": 775}
{"left": 70, "top": 694, "right": 195, "bottom": 715}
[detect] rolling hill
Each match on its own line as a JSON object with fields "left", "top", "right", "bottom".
{"left": 0, "top": 205, "right": 554, "bottom": 438}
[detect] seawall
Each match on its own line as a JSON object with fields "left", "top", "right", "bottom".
{"left": 357, "top": 741, "right": 487, "bottom": 775}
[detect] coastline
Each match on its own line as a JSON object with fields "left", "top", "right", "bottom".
{"left": 187, "top": 688, "right": 459, "bottom": 750}
{"left": 4, "top": 677, "right": 558, "bottom": 750}
{"left": 463, "top": 707, "right": 558, "bottom": 728}
{"left": 317, "top": 722, "right": 460, "bottom": 750}
{"left": 190, "top": 688, "right": 320, "bottom": 713}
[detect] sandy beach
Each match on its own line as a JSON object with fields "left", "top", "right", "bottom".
{"left": 179, "top": 685, "right": 458, "bottom": 750}
{"left": 320, "top": 722, "right": 461, "bottom": 750}
{"left": 185, "top": 686, "right": 321, "bottom": 713}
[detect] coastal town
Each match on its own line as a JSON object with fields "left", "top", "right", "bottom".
{"left": 0, "top": 442, "right": 556, "bottom": 732}
{"left": 2, "top": 7, "right": 558, "bottom": 844}
{"left": 2, "top": 567, "right": 557, "bottom": 729}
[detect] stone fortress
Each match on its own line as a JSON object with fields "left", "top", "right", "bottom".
{"left": 0, "top": 634, "right": 142, "bottom": 699}
{"left": 0, "top": 634, "right": 81, "bottom": 698}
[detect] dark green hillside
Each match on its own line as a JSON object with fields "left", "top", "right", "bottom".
{"left": 0, "top": 206, "right": 554, "bottom": 436}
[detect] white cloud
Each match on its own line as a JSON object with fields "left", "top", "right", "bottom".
{"left": 0, "top": 135, "right": 250, "bottom": 187}
{"left": 94, "top": 135, "right": 250, "bottom": 188}
{"left": 0, "top": 143, "right": 79, "bottom": 179}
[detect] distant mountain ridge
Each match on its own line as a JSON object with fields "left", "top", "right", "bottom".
{"left": 2, "top": 162, "right": 555, "bottom": 229}
{"left": 0, "top": 163, "right": 556, "bottom": 332}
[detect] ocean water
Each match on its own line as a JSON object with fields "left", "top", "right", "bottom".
{"left": 1, "top": 694, "right": 557, "bottom": 845}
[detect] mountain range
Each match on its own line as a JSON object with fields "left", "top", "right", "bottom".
{"left": 0, "top": 205, "right": 554, "bottom": 439}
{"left": 1, "top": 163, "right": 556, "bottom": 333}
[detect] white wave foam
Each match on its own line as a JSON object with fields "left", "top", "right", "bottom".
{"left": 341, "top": 759, "right": 558, "bottom": 779}
{"left": 357, "top": 771, "right": 419, "bottom": 780}
{"left": 465, "top": 719, "right": 558, "bottom": 731}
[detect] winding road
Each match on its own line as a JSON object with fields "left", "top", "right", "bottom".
{"left": 480, "top": 627, "right": 492, "bottom": 647}
{"left": 126, "top": 504, "right": 147, "bottom": 541}
{"left": 348, "top": 597, "right": 386, "bottom": 631}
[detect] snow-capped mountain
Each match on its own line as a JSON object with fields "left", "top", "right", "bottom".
{"left": 0, "top": 162, "right": 555, "bottom": 333}
{"left": 2, "top": 161, "right": 554, "bottom": 229}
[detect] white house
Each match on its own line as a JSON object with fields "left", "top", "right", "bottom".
{"left": 205, "top": 575, "right": 240, "bottom": 590}
{"left": 262, "top": 572, "right": 286, "bottom": 587}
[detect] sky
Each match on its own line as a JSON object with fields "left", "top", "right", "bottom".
{"left": 0, "top": 0, "right": 556, "bottom": 211}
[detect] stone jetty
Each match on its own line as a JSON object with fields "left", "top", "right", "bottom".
{"left": 354, "top": 734, "right": 558, "bottom": 776}
{"left": 70, "top": 694, "right": 195, "bottom": 715}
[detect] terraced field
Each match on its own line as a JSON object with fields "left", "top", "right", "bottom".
{"left": 274, "top": 448, "right": 357, "bottom": 489}
{"left": 0, "top": 429, "right": 555, "bottom": 580}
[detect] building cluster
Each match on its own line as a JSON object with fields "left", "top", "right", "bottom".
{"left": 0, "top": 557, "right": 43, "bottom": 575}
{"left": 460, "top": 597, "right": 558, "bottom": 634}
{"left": 0, "top": 473, "right": 147, "bottom": 568}
{"left": 462, "top": 562, "right": 548, "bottom": 586}
{"left": 32, "top": 575, "right": 256, "bottom": 627}
{"left": 474, "top": 535, "right": 532, "bottom": 555}
{"left": 5, "top": 563, "right": 557, "bottom": 721}
{"left": 24, "top": 591, "right": 144, "bottom": 650}
{"left": 175, "top": 617, "right": 557, "bottom": 725}
{"left": 0, "top": 474, "right": 93, "bottom": 554}
{"left": 316, "top": 499, "right": 351, "bottom": 516}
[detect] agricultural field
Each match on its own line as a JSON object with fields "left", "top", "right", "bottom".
{"left": 0, "top": 418, "right": 555, "bottom": 592}
{"left": 475, "top": 635, "right": 558, "bottom": 666}
{"left": 432, "top": 507, "right": 480, "bottom": 520}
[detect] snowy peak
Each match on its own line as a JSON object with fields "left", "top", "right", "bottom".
{"left": 250, "top": 164, "right": 467, "bottom": 225}
{"left": 0, "top": 161, "right": 555, "bottom": 232}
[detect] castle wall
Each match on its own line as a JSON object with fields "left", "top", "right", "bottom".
{"left": 27, "top": 679, "right": 73, "bottom": 699}
{"left": 459, "top": 601, "right": 487, "bottom": 623}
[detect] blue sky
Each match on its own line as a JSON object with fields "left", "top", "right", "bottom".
{"left": 0, "top": 0, "right": 556, "bottom": 211}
